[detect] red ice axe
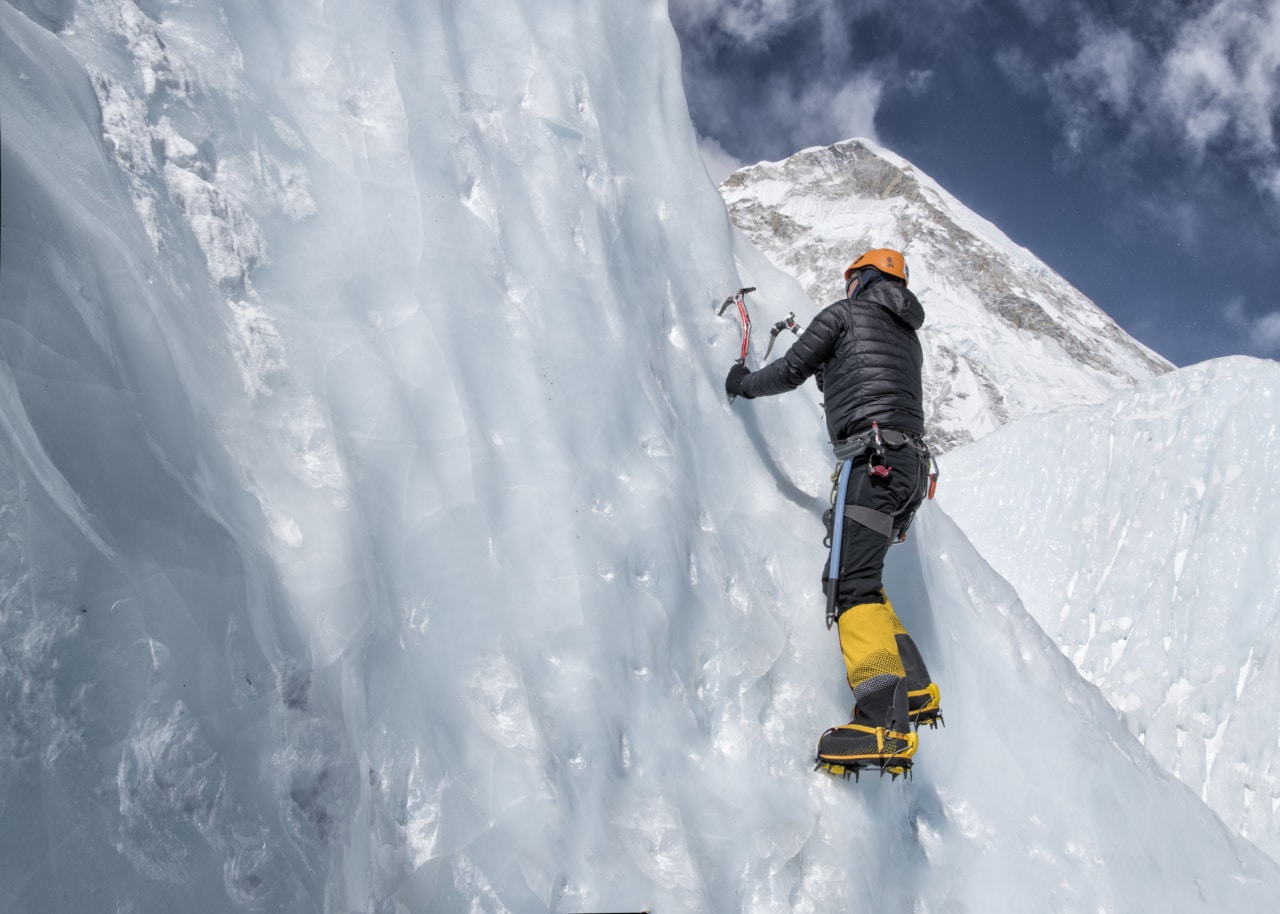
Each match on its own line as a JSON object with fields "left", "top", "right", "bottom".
{"left": 717, "top": 286, "right": 756, "bottom": 366}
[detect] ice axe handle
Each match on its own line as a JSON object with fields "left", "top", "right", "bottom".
{"left": 718, "top": 288, "right": 755, "bottom": 400}
{"left": 825, "top": 458, "right": 853, "bottom": 629}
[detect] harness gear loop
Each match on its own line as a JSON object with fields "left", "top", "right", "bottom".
{"left": 868, "top": 421, "right": 892, "bottom": 478}
{"left": 832, "top": 434, "right": 871, "bottom": 461}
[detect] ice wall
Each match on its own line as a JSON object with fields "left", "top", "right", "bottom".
{"left": 3, "top": 1, "right": 1279, "bottom": 911}
{"left": 939, "top": 355, "right": 1280, "bottom": 861}
{"left": 0, "top": 2, "right": 822, "bottom": 909}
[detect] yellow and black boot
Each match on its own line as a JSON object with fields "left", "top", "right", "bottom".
{"left": 816, "top": 600, "right": 920, "bottom": 777}
{"left": 815, "top": 725, "right": 917, "bottom": 779}
{"left": 815, "top": 679, "right": 918, "bottom": 779}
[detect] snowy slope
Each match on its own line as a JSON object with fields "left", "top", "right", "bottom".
{"left": 720, "top": 139, "right": 1173, "bottom": 451}
{"left": 3, "top": 1, "right": 1279, "bottom": 912}
{"left": 939, "top": 356, "right": 1280, "bottom": 862}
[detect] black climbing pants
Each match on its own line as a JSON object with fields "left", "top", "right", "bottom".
{"left": 822, "top": 441, "right": 930, "bottom": 612}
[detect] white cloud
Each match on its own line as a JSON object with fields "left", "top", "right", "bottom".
{"left": 825, "top": 75, "right": 884, "bottom": 145}
{"left": 669, "top": 0, "right": 893, "bottom": 48}
{"left": 1158, "top": 0, "right": 1280, "bottom": 162}
{"left": 669, "top": 0, "right": 889, "bottom": 159}
{"left": 1047, "top": 20, "right": 1144, "bottom": 153}
{"left": 1080, "top": 5, "right": 1277, "bottom": 172}
{"left": 1263, "top": 164, "right": 1280, "bottom": 206}
{"left": 753, "top": 71, "right": 884, "bottom": 152}
{"left": 1072, "top": 26, "right": 1142, "bottom": 114}
{"left": 1255, "top": 312, "right": 1280, "bottom": 352}
{"left": 669, "top": 0, "right": 806, "bottom": 46}
{"left": 1025, "top": 1, "right": 1280, "bottom": 225}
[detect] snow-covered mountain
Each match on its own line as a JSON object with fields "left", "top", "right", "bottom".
{"left": 938, "top": 355, "right": 1280, "bottom": 862}
{"left": 720, "top": 139, "right": 1174, "bottom": 451}
{"left": 3, "top": 1, "right": 1278, "bottom": 911}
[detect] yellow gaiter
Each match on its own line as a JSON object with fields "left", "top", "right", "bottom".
{"left": 837, "top": 599, "right": 907, "bottom": 697}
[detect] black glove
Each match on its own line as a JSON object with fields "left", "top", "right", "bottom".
{"left": 725, "top": 362, "right": 753, "bottom": 399}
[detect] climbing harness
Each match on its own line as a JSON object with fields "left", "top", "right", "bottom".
{"left": 824, "top": 423, "right": 939, "bottom": 622}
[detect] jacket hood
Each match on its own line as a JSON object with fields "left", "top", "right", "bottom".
{"left": 856, "top": 277, "right": 925, "bottom": 331}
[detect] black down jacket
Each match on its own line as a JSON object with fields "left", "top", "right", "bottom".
{"left": 738, "top": 273, "right": 926, "bottom": 443}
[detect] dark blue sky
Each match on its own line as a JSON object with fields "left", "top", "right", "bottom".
{"left": 670, "top": 0, "right": 1280, "bottom": 367}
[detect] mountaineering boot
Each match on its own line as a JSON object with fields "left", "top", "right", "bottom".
{"left": 815, "top": 723, "right": 917, "bottom": 779}
{"left": 816, "top": 680, "right": 917, "bottom": 778}
{"left": 816, "top": 597, "right": 934, "bottom": 778}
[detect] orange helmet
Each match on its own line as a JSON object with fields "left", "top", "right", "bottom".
{"left": 844, "top": 248, "right": 909, "bottom": 286}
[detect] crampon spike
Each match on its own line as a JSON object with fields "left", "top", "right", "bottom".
{"left": 815, "top": 757, "right": 912, "bottom": 782}
{"left": 914, "top": 712, "right": 944, "bottom": 732}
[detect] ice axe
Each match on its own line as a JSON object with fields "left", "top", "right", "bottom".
{"left": 718, "top": 286, "right": 755, "bottom": 403}
{"left": 762, "top": 312, "right": 801, "bottom": 361}
{"left": 717, "top": 286, "right": 756, "bottom": 366}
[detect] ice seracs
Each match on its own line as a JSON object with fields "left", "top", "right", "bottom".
{"left": 939, "top": 355, "right": 1280, "bottom": 863}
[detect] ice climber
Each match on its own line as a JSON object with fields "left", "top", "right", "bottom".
{"left": 724, "top": 248, "right": 942, "bottom": 777}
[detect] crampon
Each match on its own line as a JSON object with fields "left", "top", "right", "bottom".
{"left": 813, "top": 723, "right": 916, "bottom": 781}
{"left": 814, "top": 756, "right": 913, "bottom": 782}
{"left": 908, "top": 682, "right": 944, "bottom": 731}
{"left": 912, "top": 709, "right": 944, "bottom": 731}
